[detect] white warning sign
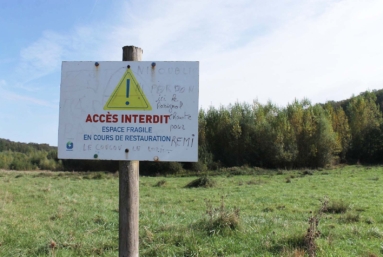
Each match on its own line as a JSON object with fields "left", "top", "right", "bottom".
{"left": 58, "top": 61, "right": 199, "bottom": 161}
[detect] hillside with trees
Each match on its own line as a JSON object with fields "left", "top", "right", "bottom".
{"left": 1, "top": 90, "right": 383, "bottom": 173}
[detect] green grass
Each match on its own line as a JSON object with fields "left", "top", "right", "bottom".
{"left": 0, "top": 166, "right": 383, "bottom": 256}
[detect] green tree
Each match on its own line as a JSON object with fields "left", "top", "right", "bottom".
{"left": 324, "top": 103, "right": 351, "bottom": 162}
{"left": 271, "top": 109, "right": 298, "bottom": 168}
{"left": 311, "top": 105, "right": 338, "bottom": 167}
{"left": 346, "top": 92, "right": 383, "bottom": 162}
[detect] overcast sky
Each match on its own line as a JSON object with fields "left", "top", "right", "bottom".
{"left": 1, "top": 0, "right": 383, "bottom": 146}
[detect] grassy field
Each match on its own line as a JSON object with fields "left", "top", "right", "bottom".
{"left": 0, "top": 165, "right": 383, "bottom": 256}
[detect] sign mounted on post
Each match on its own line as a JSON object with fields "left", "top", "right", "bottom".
{"left": 58, "top": 61, "right": 199, "bottom": 161}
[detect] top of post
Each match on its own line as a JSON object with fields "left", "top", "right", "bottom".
{"left": 122, "top": 46, "right": 143, "bottom": 61}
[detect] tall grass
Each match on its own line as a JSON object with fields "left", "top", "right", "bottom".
{"left": 0, "top": 166, "right": 382, "bottom": 256}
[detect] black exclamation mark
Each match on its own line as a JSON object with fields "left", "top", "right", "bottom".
{"left": 126, "top": 79, "right": 130, "bottom": 105}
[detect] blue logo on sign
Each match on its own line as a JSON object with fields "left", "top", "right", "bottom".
{"left": 66, "top": 141, "right": 74, "bottom": 151}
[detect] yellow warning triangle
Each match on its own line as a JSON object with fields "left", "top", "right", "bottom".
{"left": 104, "top": 68, "right": 152, "bottom": 110}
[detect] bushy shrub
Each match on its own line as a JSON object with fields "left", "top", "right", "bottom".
{"left": 341, "top": 212, "right": 360, "bottom": 223}
{"left": 185, "top": 176, "right": 216, "bottom": 188}
{"left": 140, "top": 161, "right": 183, "bottom": 176}
{"left": 154, "top": 179, "right": 167, "bottom": 187}
{"left": 167, "top": 162, "right": 184, "bottom": 174}
{"left": 203, "top": 197, "right": 240, "bottom": 236}
{"left": 324, "top": 200, "right": 349, "bottom": 214}
{"left": 183, "top": 161, "right": 207, "bottom": 172}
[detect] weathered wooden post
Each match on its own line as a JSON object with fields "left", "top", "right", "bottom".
{"left": 119, "top": 45, "right": 142, "bottom": 257}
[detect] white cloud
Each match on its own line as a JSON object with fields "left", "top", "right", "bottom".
{"left": 18, "top": 31, "right": 65, "bottom": 82}
{"left": 2, "top": 89, "right": 56, "bottom": 108}
{"left": 193, "top": 0, "right": 383, "bottom": 107}
{"left": 16, "top": 26, "right": 105, "bottom": 83}
{"left": 93, "top": 0, "right": 383, "bottom": 108}
{"left": 14, "top": 0, "right": 383, "bottom": 109}
{"left": 0, "top": 79, "right": 56, "bottom": 107}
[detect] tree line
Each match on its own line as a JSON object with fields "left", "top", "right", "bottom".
{"left": 199, "top": 90, "right": 383, "bottom": 169}
{"left": 1, "top": 90, "right": 383, "bottom": 173}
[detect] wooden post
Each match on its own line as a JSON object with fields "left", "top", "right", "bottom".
{"left": 119, "top": 45, "right": 142, "bottom": 257}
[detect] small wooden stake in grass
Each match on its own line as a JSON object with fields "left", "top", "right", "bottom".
{"left": 119, "top": 45, "right": 142, "bottom": 257}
